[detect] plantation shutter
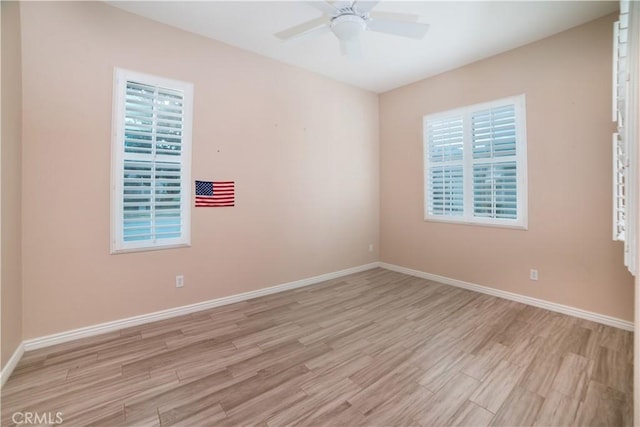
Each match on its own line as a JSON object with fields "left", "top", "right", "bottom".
{"left": 112, "top": 69, "right": 192, "bottom": 252}
{"left": 423, "top": 94, "right": 526, "bottom": 228}
{"left": 471, "top": 104, "right": 518, "bottom": 220}
{"left": 612, "top": 0, "right": 639, "bottom": 275}
{"left": 613, "top": 5, "right": 629, "bottom": 243}
{"left": 426, "top": 116, "right": 464, "bottom": 216}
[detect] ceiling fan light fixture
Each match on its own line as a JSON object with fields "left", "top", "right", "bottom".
{"left": 330, "top": 14, "right": 366, "bottom": 41}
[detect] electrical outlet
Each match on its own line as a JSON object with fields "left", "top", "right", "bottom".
{"left": 529, "top": 269, "right": 538, "bottom": 281}
{"left": 176, "top": 275, "right": 184, "bottom": 288}
{"left": 368, "top": 244, "right": 374, "bottom": 252}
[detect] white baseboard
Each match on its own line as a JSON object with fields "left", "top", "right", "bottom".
{"left": 22, "top": 262, "right": 380, "bottom": 352}
{"left": 380, "top": 262, "right": 634, "bottom": 332}
{"left": 1, "top": 342, "right": 25, "bottom": 387}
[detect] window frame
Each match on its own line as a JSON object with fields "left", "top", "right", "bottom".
{"left": 110, "top": 68, "right": 194, "bottom": 254}
{"left": 423, "top": 94, "right": 528, "bottom": 230}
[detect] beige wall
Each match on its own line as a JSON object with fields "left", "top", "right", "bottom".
{"left": 379, "top": 14, "right": 634, "bottom": 321}
{"left": 1, "top": 1, "right": 24, "bottom": 368}
{"left": 19, "top": 2, "right": 379, "bottom": 339}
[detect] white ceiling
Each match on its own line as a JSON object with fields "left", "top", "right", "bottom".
{"left": 109, "top": 1, "right": 618, "bottom": 93}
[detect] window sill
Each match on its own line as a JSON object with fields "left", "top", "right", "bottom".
{"left": 110, "top": 242, "right": 191, "bottom": 255}
{"left": 424, "top": 216, "right": 528, "bottom": 231}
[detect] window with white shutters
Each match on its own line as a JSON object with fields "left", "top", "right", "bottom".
{"left": 423, "top": 95, "right": 527, "bottom": 228}
{"left": 111, "top": 68, "right": 193, "bottom": 253}
{"left": 612, "top": 0, "right": 638, "bottom": 276}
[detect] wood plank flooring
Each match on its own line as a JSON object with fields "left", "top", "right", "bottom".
{"left": 1, "top": 268, "right": 633, "bottom": 426}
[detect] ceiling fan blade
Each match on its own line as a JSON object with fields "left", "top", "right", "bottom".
{"left": 367, "top": 19, "right": 429, "bottom": 39}
{"left": 369, "top": 11, "right": 420, "bottom": 23}
{"left": 275, "top": 16, "right": 330, "bottom": 40}
{"left": 333, "top": 1, "right": 354, "bottom": 10}
{"left": 306, "top": 1, "right": 338, "bottom": 15}
{"left": 286, "top": 25, "right": 332, "bottom": 43}
{"left": 340, "top": 39, "right": 362, "bottom": 59}
{"left": 353, "top": 1, "right": 379, "bottom": 14}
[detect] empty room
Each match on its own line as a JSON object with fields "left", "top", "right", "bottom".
{"left": 1, "top": 0, "right": 639, "bottom": 425}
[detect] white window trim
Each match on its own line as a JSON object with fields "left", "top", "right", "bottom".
{"left": 423, "top": 94, "right": 528, "bottom": 230}
{"left": 111, "top": 68, "right": 193, "bottom": 254}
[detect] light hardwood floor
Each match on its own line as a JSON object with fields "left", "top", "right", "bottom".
{"left": 1, "top": 268, "right": 633, "bottom": 426}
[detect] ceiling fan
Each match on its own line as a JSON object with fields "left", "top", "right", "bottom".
{"left": 275, "top": 1, "right": 429, "bottom": 57}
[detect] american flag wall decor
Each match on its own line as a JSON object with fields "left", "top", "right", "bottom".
{"left": 195, "top": 180, "right": 235, "bottom": 207}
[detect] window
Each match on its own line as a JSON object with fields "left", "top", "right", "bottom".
{"left": 612, "top": 0, "right": 638, "bottom": 275}
{"left": 423, "top": 95, "right": 527, "bottom": 228}
{"left": 613, "top": 2, "right": 629, "bottom": 245}
{"left": 111, "top": 68, "right": 193, "bottom": 253}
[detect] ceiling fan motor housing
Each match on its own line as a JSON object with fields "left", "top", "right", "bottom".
{"left": 330, "top": 14, "right": 367, "bottom": 41}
